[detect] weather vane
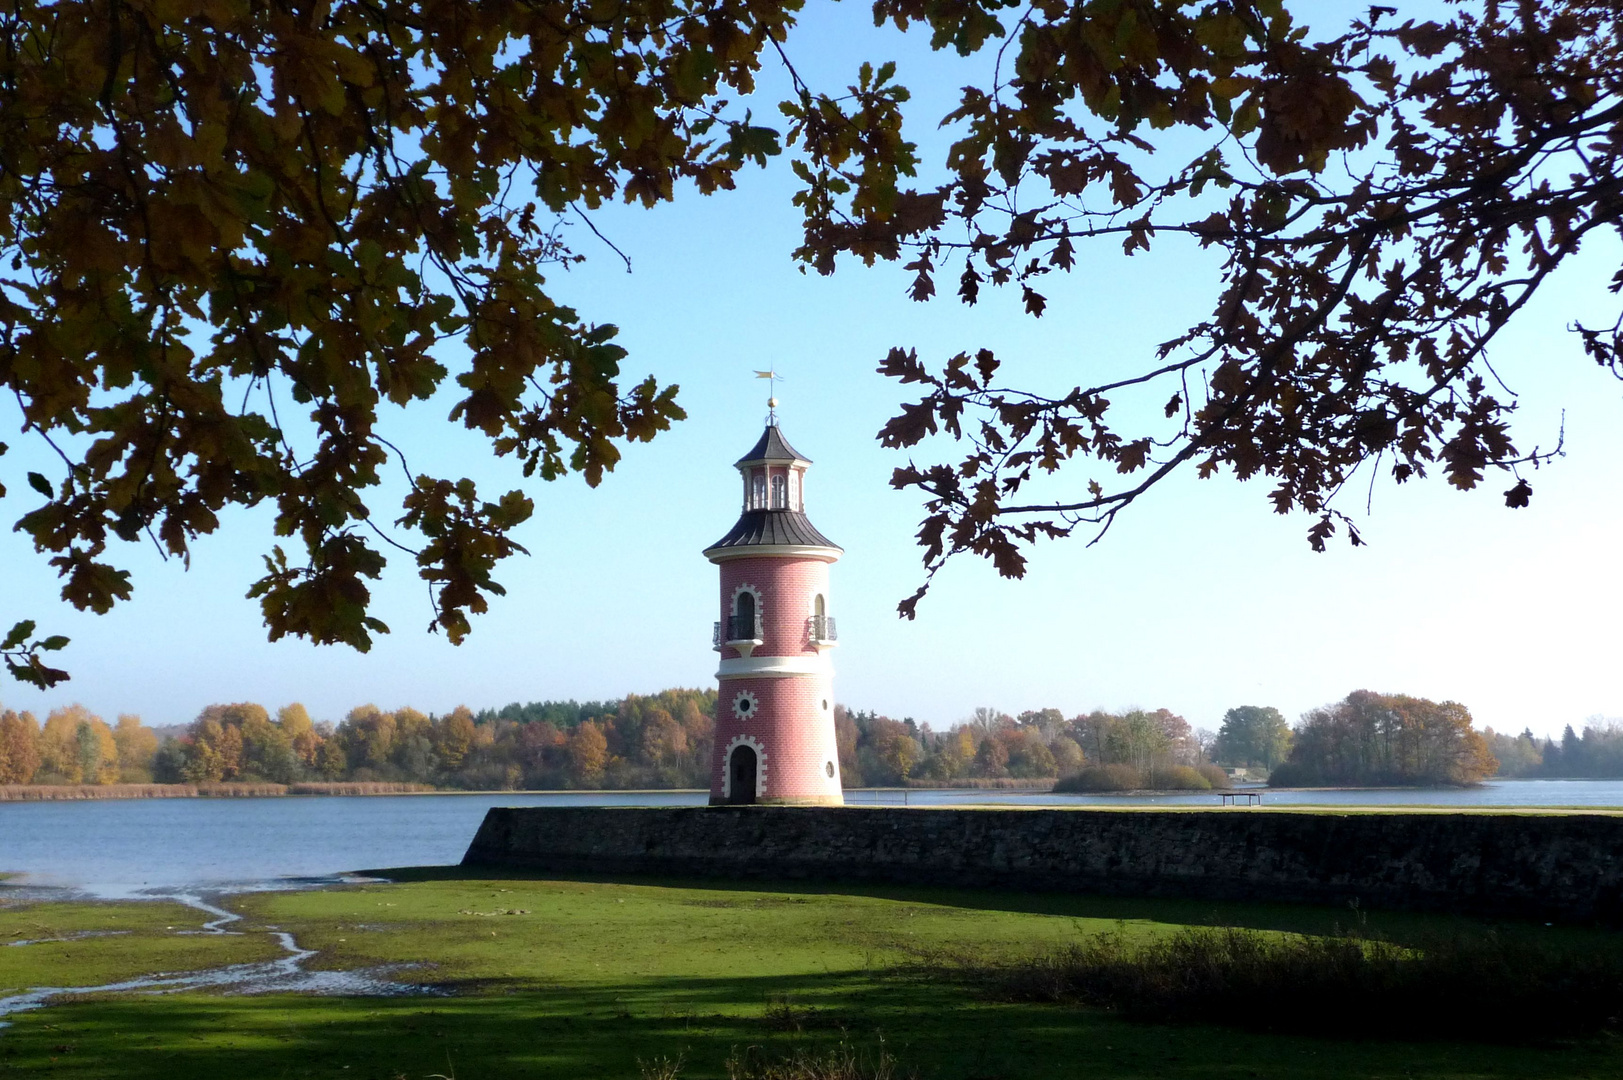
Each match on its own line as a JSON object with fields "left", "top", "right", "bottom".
{"left": 754, "top": 368, "right": 783, "bottom": 423}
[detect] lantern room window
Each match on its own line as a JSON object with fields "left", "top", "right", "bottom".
{"left": 771, "top": 474, "right": 787, "bottom": 509}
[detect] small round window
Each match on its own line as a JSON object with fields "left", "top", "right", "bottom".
{"left": 825, "top": 761, "right": 836, "bottom": 778}
{"left": 821, "top": 699, "right": 830, "bottom": 711}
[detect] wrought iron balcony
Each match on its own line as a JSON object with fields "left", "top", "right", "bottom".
{"left": 809, "top": 615, "right": 837, "bottom": 645}
{"left": 714, "top": 613, "right": 765, "bottom": 647}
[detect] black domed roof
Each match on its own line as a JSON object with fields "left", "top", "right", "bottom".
{"left": 735, "top": 424, "right": 810, "bottom": 466}
{"left": 706, "top": 509, "right": 840, "bottom": 553}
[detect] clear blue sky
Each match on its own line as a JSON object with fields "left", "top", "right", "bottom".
{"left": 2, "top": 2, "right": 1618, "bottom": 738}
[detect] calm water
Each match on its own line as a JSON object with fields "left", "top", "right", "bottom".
{"left": 5, "top": 780, "right": 1622, "bottom": 896}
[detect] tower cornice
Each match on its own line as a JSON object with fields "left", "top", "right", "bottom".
{"left": 705, "top": 543, "right": 842, "bottom": 564}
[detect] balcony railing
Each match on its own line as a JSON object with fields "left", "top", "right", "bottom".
{"left": 714, "top": 613, "right": 765, "bottom": 647}
{"left": 809, "top": 615, "right": 837, "bottom": 645}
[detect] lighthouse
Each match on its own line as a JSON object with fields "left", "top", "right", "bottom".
{"left": 705, "top": 410, "right": 844, "bottom": 806}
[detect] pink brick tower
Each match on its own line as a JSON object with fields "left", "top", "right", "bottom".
{"left": 705, "top": 415, "right": 844, "bottom": 806}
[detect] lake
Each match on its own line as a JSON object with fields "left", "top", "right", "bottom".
{"left": 5, "top": 780, "right": 1623, "bottom": 896}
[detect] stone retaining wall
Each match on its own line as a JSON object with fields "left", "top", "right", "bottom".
{"left": 461, "top": 806, "right": 1623, "bottom": 923}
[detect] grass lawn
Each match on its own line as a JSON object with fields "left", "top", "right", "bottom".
{"left": 0, "top": 899, "right": 281, "bottom": 996}
{"left": 0, "top": 871, "right": 1618, "bottom": 1078}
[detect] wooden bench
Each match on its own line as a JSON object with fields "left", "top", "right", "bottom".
{"left": 1220, "top": 791, "right": 1262, "bottom": 806}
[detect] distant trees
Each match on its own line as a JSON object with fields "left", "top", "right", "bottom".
{"left": 1482, "top": 728, "right": 1546, "bottom": 778}
{"left": 16, "top": 687, "right": 1596, "bottom": 792}
{"left": 1, "top": 688, "right": 720, "bottom": 790}
{"left": 1499, "top": 720, "right": 1623, "bottom": 779}
{"left": 1269, "top": 691, "right": 1497, "bottom": 788}
{"left": 113, "top": 715, "right": 158, "bottom": 783}
{"left": 144, "top": 689, "right": 719, "bottom": 790}
{"left": 835, "top": 704, "right": 1215, "bottom": 790}
{"left": 1213, "top": 707, "right": 1294, "bottom": 770}
{"left": 0, "top": 708, "right": 41, "bottom": 783}
{"left": 28, "top": 704, "right": 118, "bottom": 784}
{"left": 565, "top": 723, "right": 609, "bottom": 788}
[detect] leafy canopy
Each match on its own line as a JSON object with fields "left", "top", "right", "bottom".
{"left": 776, "top": 0, "right": 1621, "bottom": 614}
{"left": 0, "top": 0, "right": 800, "bottom": 685}
{"left": 5, "top": 0, "right": 1621, "bottom": 682}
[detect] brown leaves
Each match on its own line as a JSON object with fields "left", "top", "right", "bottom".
{"left": 249, "top": 539, "right": 390, "bottom": 652}
{"left": 878, "top": 400, "right": 940, "bottom": 449}
{"left": 398, "top": 477, "right": 533, "bottom": 645}
{"left": 852, "top": 1, "right": 1612, "bottom": 615}
{"left": 5, "top": 0, "right": 775, "bottom": 679}
{"left": 0, "top": 621, "right": 71, "bottom": 690}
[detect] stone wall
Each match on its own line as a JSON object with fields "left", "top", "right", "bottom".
{"left": 461, "top": 806, "right": 1623, "bottom": 923}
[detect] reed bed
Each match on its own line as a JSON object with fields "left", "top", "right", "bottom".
{"left": 287, "top": 781, "right": 434, "bottom": 795}
{"left": 0, "top": 780, "right": 433, "bottom": 800}
{"left": 0, "top": 783, "right": 209, "bottom": 800}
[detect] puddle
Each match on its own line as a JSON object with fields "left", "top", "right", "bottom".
{"left": 0, "top": 876, "right": 440, "bottom": 1028}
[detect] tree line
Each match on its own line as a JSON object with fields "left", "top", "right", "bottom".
{"left": 6, "top": 690, "right": 1599, "bottom": 793}
{"left": 1, "top": 695, "right": 1222, "bottom": 790}
{"left": 1480, "top": 722, "right": 1623, "bottom": 780}
{"left": 835, "top": 706, "right": 1229, "bottom": 791}
{"left": 0, "top": 693, "right": 718, "bottom": 790}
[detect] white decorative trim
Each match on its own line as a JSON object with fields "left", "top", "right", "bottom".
{"left": 717, "top": 655, "right": 833, "bottom": 679}
{"left": 706, "top": 544, "right": 842, "bottom": 564}
{"left": 721, "top": 735, "right": 767, "bottom": 800}
{"left": 732, "top": 690, "right": 760, "bottom": 721}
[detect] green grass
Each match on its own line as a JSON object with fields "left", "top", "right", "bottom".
{"left": 0, "top": 873, "right": 1619, "bottom": 1078}
{"left": 0, "top": 900, "right": 280, "bottom": 995}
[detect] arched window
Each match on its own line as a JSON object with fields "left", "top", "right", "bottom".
{"left": 750, "top": 471, "right": 766, "bottom": 509}
{"left": 814, "top": 594, "right": 825, "bottom": 619}
{"left": 771, "top": 474, "right": 787, "bottom": 509}
{"left": 787, "top": 470, "right": 800, "bottom": 511}
{"left": 731, "top": 589, "right": 758, "bottom": 641}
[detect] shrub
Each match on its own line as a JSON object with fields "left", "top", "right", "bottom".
{"left": 1197, "top": 763, "right": 1232, "bottom": 789}
{"left": 1156, "top": 765, "right": 1211, "bottom": 790}
{"left": 1053, "top": 764, "right": 1143, "bottom": 792}
{"left": 978, "top": 926, "right": 1623, "bottom": 1042}
{"left": 724, "top": 1040, "right": 897, "bottom": 1080}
